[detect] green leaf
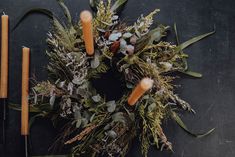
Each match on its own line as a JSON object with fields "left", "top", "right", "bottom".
{"left": 174, "top": 23, "right": 180, "bottom": 45}
{"left": 57, "top": 0, "right": 72, "bottom": 26}
{"left": 180, "top": 70, "right": 202, "bottom": 78}
{"left": 12, "top": 8, "right": 53, "bottom": 31}
{"left": 29, "top": 113, "right": 45, "bottom": 129}
{"left": 8, "top": 103, "right": 41, "bottom": 113}
{"left": 176, "top": 30, "right": 215, "bottom": 51}
{"left": 171, "top": 111, "right": 215, "bottom": 138}
{"left": 89, "top": 0, "right": 99, "bottom": 11}
{"left": 111, "top": 0, "right": 128, "bottom": 13}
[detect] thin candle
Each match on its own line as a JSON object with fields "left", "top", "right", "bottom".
{"left": 21, "top": 47, "right": 30, "bottom": 136}
{"left": 80, "top": 10, "right": 94, "bottom": 55}
{"left": 0, "top": 13, "right": 9, "bottom": 98}
{"left": 128, "top": 78, "right": 153, "bottom": 106}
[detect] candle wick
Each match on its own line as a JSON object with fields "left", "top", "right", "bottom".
{"left": 22, "top": 46, "right": 28, "bottom": 48}
{"left": 2, "top": 12, "right": 5, "bottom": 15}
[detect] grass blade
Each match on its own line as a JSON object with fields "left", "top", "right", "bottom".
{"left": 9, "top": 103, "right": 41, "bottom": 113}
{"left": 111, "top": 0, "right": 128, "bottom": 13}
{"left": 177, "top": 30, "right": 215, "bottom": 51}
{"left": 180, "top": 70, "right": 202, "bottom": 78}
{"left": 171, "top": 111, "right": 215, "bottom": 138}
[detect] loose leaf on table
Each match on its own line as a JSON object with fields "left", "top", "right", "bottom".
{"left": 12, "top": 8, "right": 53, "bottom": 31}
{"left": 111, "top": 0, "right": 128, "bottom": 13}
{"left": 171, "top": 111, "right": 215, "bottom": 138}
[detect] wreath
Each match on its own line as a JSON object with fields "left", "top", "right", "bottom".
{"left": 11, "top": 0, "right": 215, "bottom": 156}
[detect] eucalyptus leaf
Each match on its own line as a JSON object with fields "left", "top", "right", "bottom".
{"left": 49, "top": 95, "right": 56, "bottom": 107}
{"left": 123, "top": 32, "right": 132, "bottom": 39}
{"left": 74, "top": 109, "right": 82, "bottom": 120}
{"left": 58, "top": 80, "right": 66, "bottom": 88}
{"left": 126, "top": 83, "right": 134, "bottom": 89}
{"left": 112, "top": 112, "right": 126, "bottom": 124}
{"left": 106, "top": 100, "right": 116, "bottom": 113}
{"left": 104, "top": 124, "right": 111, "bottom": 130}
{"left": 109, "top": 32, "right": 122, "bottom": 41}
{"left": 148, "top": 103, "right": 156, "bottom": 112}
{"left": 90, "top": 113, "right": 96, "bottom": 122}
{"left": 81, "top": 118, "right": 88, "bottom": 127}
{"left": 120, "top": 38, "right": 127, "bottom": 52}
{"left": 76, "top": 119, "right": 82, "bottom": 128}
{"left": 107, "top": 130, "right": 117, "bottom": 139}
{"left": 91, "top": 54, "right": 100, "bottom": 69}
{"left": 92, "top": 94, "right": 101, "bottom": 102}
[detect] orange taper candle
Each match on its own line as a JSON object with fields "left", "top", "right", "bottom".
{"left": 21, "top": 47, "right": 30, "bottom": 135}
{"left": 0, "top": 14, "right": 9, "bottom": 98}
{"left": 80, "top": 10, "right": 94, "bottom": 55}
{"left": 128, "top": 78, "right": 154, "bottom": 106}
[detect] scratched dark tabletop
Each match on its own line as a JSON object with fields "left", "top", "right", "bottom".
{"left": 0, "top": 0, "right": 235, "bottom": 157}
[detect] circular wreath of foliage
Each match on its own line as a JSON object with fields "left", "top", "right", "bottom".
{"left": 12, "top": 0, "right": 214, "bottom": 157}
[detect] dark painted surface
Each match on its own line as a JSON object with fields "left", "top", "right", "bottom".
{"left": 0, "top": 0, "right": 235, "bottom": 157}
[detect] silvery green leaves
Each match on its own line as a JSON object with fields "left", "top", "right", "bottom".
{"left": 106, "top": 130, "right": 117, "bottom": 139}
{"left": 76, "top": 81, "right": 92, "bottom": 98}
{"left": 74, "top": 108, "right": 94, "bottom": 128}
{"left": 74, "top": 109, "right": 82, "bottom": 128}
{"left": 112, "top": 112, "right": 126, "bottom": 124}
{"left": 109, "top": 32, "right": 122, "bottom": 41}
{"left": 92, "top": 94, "right": 102, "bottom": 102}
{"left": 106, "top": 100, "right": 116, "bottom": 113}
{"left": 105, "top": 31, "right": 136, "bottom": 55}
{"left": 90, "top": 52, "right": 100, "bottom": 68}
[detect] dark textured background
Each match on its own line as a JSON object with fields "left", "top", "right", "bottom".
{"left": 0, "top": 0, "right": 235, "bottom": 157}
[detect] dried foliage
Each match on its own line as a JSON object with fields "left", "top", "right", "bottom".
{"left": 11, "top": 0, "right": 214, "bottom": 157}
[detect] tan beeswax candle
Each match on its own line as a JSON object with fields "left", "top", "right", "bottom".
{"left": 21, "top": 47, "right": 30, "bottom": 135}
{"left": 128, "top": 78, "right": 153, "bottom": 106}
{"left": 0, "top": 14, "right": 9, "bottom": 98}
{"left": 80, "top": 10, "right": 94, "bottom": 55}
